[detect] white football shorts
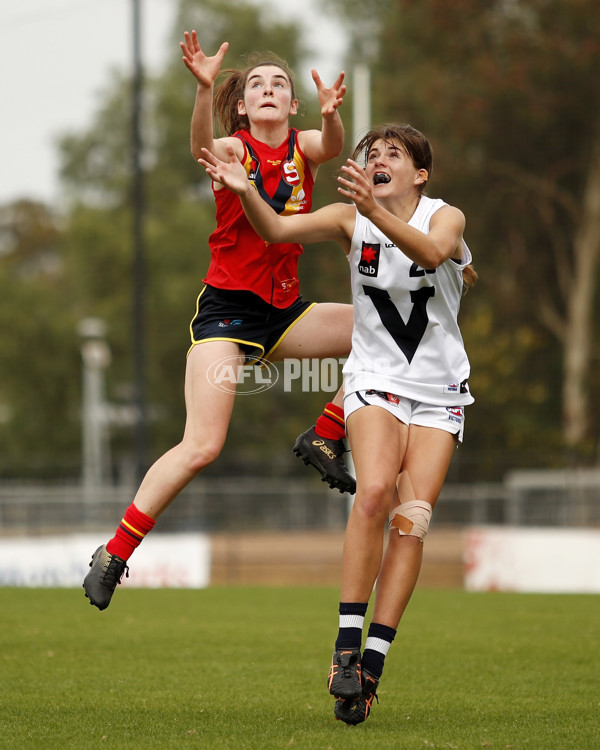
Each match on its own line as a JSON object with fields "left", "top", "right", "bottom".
{"left": 344, "top": 389, "right": 465, "bottom": 443}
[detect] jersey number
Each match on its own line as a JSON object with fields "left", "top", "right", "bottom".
{"left": 363, "top": 285, "right": 435, "bottom": 363}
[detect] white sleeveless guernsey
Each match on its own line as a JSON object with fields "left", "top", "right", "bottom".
{"left": 343, "top": 196, "right": 474, "bottom": 406}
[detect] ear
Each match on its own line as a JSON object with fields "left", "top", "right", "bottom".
{"left": 415, "top": 169, "right": 428, "bottom": 185}
{"left": 289, "top": 98, "right": 299, "bottom": 116}
{"left": 237, "top": 99, "right": 247, "bottom": 116}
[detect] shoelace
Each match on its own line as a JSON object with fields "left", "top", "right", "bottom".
{"left": 337, "top": 652, "right": 360, "bottom": 679}
{"left": 101, "top": 556, "right": 130, "bottom": 587}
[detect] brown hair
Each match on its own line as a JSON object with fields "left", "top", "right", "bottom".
{"left": 212, "top": 52, "right": 297, "bottom": 136}
{"left": 462, "top": 263, "right": 478, "bottom": 291}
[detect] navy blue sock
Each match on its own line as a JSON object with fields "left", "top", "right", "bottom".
{"left": 335, "top": 602, "right": 368, "bottom": 650}
{"left": 361, "top": 622, "right": 397, "bottom": 679}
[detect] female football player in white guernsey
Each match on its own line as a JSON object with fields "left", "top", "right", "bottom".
{"left": 199, "top": 123, "right": 477, "bottom": 726}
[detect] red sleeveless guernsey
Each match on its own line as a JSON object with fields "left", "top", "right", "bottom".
{"left": 203, "top": 128, "right": 314, "bottom": 308}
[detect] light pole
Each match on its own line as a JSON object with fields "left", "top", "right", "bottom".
{"left": 78, "top": 318, "right": 112, "bottom": 499}
{"left": 352, "top": 63, "right": 371, "bottom": 145}
{"left": 132, "top": 0, "right": 148, "bottom": 481}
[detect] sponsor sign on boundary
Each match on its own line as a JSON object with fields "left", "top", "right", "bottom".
{"left": 0, "top": 533, "right": 211, "bottom": 588}
{"left": 464, "top": 526, "right": 600, "bottom": 593}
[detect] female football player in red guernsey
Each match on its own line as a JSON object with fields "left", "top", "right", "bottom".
{"left": 83, "top": 33, "right": 354, "bottom": 610}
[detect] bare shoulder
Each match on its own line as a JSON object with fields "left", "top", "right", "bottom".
{"left": 296, "top": 128, "right": 321, "bottom": 150}
{"left": 296, "top": 128, "right": 330, "bottom": 165}
{"left": 432, "top": 203, "right": 466, "bottom": 231}
{"left": 430, "top": 204, "right": 467, "bottom": 261}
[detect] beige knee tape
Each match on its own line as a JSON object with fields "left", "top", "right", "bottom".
{"left": 389, "top": 499, "right": 432, "bottom": 541}
{"left": 389, "top": 471, "right": 432, "bottom": 540}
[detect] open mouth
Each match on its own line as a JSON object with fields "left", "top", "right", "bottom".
{"left": 373, "top": 172, "right": 391, "bottom": 185}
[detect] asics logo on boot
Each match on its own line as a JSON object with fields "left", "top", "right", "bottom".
{"left": 312, "top": 439, "right": 337, "bottom": 460}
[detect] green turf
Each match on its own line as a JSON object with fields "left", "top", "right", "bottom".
{"left": 0, "top": 586, "right": 598, "bottom": 749}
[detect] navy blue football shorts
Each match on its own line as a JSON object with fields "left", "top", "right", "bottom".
{"left": 189, "top": 285, "right": 316, "bottom": 363}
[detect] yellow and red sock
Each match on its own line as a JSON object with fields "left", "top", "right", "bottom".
{"left": 106, "top": 503, "right": 155, "bottom": 561}
{"left": 315, "top": 402, "right": 346, "bottom": 441}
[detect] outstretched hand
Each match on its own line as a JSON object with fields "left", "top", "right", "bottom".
{"left": 337, "top": 159, "right": 378, "bottom": 216}
{"left": 311, "top": 69, "right": 347, "bottom": 117}
{"left": 180, "top": 31, "right": 229, "bottom": 88}
{"left": 198, "top": 146, "right": 249, "bottom": 195}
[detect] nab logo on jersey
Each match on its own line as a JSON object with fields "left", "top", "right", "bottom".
{"left": 358, "top": 243, "right": 380, "bottom": 277}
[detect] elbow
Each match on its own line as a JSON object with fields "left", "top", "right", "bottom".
{"left": 421, "top": 254, "right": 445, "bottom": 270}
{"left": 263, "top": 230, "right": 283, "bottom": 244}
{"left": 426, "top": 244, "right": 452, "bottom": 269}
{"left": 264, "top": 226, "right": 292, "bottom": 244}
{"left": 190, "top": 135, "right": 211, "bottom": 163}
{"left": 191, "top": 143, "right": 202, "bottom": 162}
{"left": 328, "top": 140, "right": 345, "bottom": 159}
{"left": 316, "top": 135, "right": 345, "bottom": 162}
{"left": 328, "top": 138, "right": 344, "bottom": 158}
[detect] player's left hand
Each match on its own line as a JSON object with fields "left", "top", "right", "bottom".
{"left": 312, "top": 69, "right": 346, "bottom": 117}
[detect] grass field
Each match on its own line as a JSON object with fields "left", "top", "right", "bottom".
{"left": 1, "top": 586, "right": 598, "bottom": 749}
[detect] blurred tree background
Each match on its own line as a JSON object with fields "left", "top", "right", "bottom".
{"left": 0, "top": 0, "right": 599, "bottom": 483}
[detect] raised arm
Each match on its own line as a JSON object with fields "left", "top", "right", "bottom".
{"left": 298, "top": 70, "right": 346, "bottom": 168}
{"left": 180, "top": 32, "right": 239, "bottom": 161}
{"left": 198, "top": 146, "right": 353, "bottom": 250}
{"left": 338, "top": 159, "right": 466, "bottom": 267}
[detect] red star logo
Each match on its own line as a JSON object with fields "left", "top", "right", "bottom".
{"left": 361, "top": 245, "right": 377, "bottom": 263}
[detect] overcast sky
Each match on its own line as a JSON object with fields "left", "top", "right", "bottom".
{"left": 0, "top": 0, "right": 346, "bottom": 206}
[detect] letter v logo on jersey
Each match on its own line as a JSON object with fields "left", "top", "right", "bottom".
{"left": 358, "top": 242, "right": 380, "bottom": 277}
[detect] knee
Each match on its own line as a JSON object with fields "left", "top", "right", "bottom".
{"left": 354, "top": 481, "right": 394, "bottom": 521}
{"left": 389, "top": 500, "right": 432, "bottom": 541}
{"left": 182, "top": 436, "right": 224, "bottom": 475}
